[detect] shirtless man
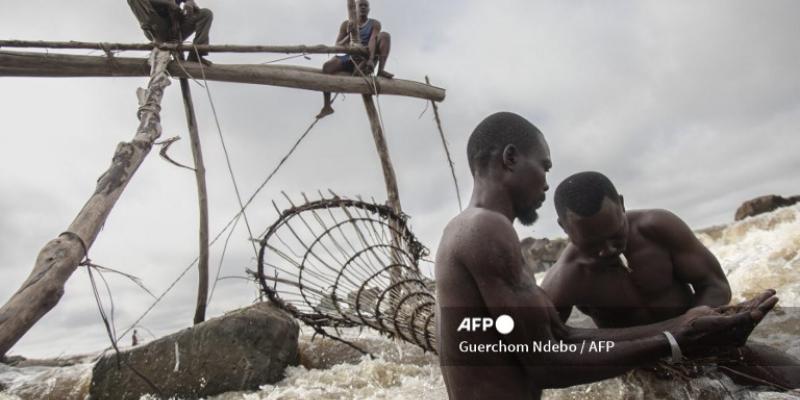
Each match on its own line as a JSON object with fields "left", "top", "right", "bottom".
{"left": 435, "top": 113, "right": 778, "bottom": 399}
{"left": 317, "top": 0, "right": 393, "bottom": 118}
{"left": 541, "top": 171, "right": 799, "bottom": 389}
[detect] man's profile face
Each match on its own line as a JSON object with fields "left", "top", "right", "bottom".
{"left": 512, "top": 136, "right": 551, "bottom": 226}
{"left": 563, "top": 197, "right": 628, "bottom": 259}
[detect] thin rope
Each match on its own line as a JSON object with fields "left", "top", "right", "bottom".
{"left": 82, "top": 261, "right": 157, "bottom": 300}
{"left": 207, "top": 210, "right": 241, "bottom": 305}
{"left": 120, "top": 93, "right": 330, "bottom": 335}
{"left": 63, "top": 229, "right": 164, "bottom": 396}
{"left": 353, "top": 65, "right": 461, "bottom": 212}
{"left": 193, "top": 45, "right": 259, "bottom": 258}
{"left": 172, "top": 51, "right": 207, "bottom": 88}
{"left": 87, "top": 268, "right": 164, "bottom": 396}
{"left": 417, "top": 101, "right": 430, "bottom": 120}
{"left": 119, "top": 237, "right": 206, "bottom": 341}
{"left": 261, "top": 53, "right": 311, "bottom": 64}
{"left": 352, "top": 63, "right": 389, "bottom": 151}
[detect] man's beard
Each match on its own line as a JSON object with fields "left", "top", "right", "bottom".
{"left": 517, "top": 207, "right": 539, "bottom": 226}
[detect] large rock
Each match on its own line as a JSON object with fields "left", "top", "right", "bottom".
{"left": 90, "top": 302, "right": 299, "bottom": 399}
{"left": 734, "top": 194, "right": 800, "bottom": 221}
{"left": 520, "top": 237, "right": 568, "bottom": 274}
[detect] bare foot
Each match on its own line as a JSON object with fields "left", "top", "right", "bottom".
{"left": 316, "top": 106, "right": 334, "bottom": 119}
{"left": 377, "top": 70, "right": 394, "bottom": 79}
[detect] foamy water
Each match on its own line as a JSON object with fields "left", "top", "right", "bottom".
{"left": 2, "top": 205, "right": 799, "bottom": 399}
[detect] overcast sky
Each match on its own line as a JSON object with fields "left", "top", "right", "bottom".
{"left": 1, "top": 1, "right": 798, "bottom": 358}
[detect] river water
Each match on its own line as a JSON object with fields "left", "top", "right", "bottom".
{"left": 1, "top": 205, "right": 798, "bottom": 399}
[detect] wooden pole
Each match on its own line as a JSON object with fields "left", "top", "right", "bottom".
{"left": 362, "top": 95, "right": 401, "bottom": 213}
{"left": 0, "top": 39, "right": 367, "bottom": 56}
{"left": 426, "top": 76, "right": 462, "bottom": 211}
{"left": 175, "top": 53, "right": 210, "bottom": 325}
{"left": 0, "top": 51, "right": 446, "bottom": 102}
{"left": 0, "top": 49, "right": 172, "bottom": 358}
{"left": 362, "top": 94, "right": 403, "bottom": 301}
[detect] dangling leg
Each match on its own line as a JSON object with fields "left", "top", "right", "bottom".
{"left": 318, "top": 92, "right": 335, "bottom": 119}
{"left": 317, "top": 56, "right": 348, "bottom": 118}
{"left": 182, "top": 8, "right": 213, "bottom": 65}
{"left": 376, "top": 31, "right": 393, "bottom": 79}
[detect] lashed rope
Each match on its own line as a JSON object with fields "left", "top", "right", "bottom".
{"left": 57, "top": 230, "right": 164, "bottom": 395}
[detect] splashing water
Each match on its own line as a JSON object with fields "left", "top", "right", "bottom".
{"left": 200, "top": 205, "right": 799, "bottom": 400}
{"left": 1, "top": 205, "right": 798, "bottom": 399}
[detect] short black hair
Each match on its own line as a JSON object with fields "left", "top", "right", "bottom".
{"left": 554, "top": 171, "right": 620, "bottom": 220}
{"left": 467, "top": 112, "right": 543, "bottom": 175}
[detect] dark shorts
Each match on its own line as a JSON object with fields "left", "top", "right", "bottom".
{"left": 336, "top": 55, "right": 356, "bottom": 72}
{"left": 336, "top": 54, "right": 377, "bottom": 73}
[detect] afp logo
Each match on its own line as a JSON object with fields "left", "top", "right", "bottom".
{"left": 457, "top": 314, "right": 514, "bottom": 335}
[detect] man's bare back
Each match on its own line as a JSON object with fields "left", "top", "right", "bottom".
{"left": 437, "top": 208, "right": 548, "bottom": 399}
{"left": 435, "top": 115, "right": 777, "bottom": 399}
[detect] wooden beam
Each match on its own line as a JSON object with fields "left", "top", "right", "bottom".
{"left": 0, "top": 49, "right": 173, "bottom": 358}
{"left": 0, "top": 39, "right": 367, "bottom": 56}
{"left": 174, "top": 52, "right": 210, "bottom": 325}
{"left": 0, "top": 50, "right": 446, "bottom": 102}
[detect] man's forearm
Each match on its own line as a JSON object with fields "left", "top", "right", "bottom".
{"left": 693, "top": 285, "right": 731, "bottom": 308}
{"left": 566, "top": 318, "right": 678, "bottom": 342}
{"left": 532, "top": 335, "right": 670, "bottom": 388}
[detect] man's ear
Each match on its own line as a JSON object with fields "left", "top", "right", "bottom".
{"left": 502, "top": 144, "right": 518, "bottom": 170}
{"left": 557, "top": 217, "right": 565, "bottom": 231}
{"left": 619, "top": 195, "right": 626, "bottom": 212}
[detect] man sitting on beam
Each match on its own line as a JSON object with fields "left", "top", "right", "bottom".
{"left": 317, "top": 0, "right": 393, "bottom": 119}
{"left": 127, "top": 0, "right": 214, "bottom": 65}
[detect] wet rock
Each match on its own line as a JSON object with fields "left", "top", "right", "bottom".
{"left": 735, "top": 195, "right": 800, "bottom": 221}
{"left": 297, "top": 334, "right": 435, "bottom": 370}
{"left": 1, "top": 355, "right": 25, "bottom": 366}
{"left": 520, "top": 237, "right": 568, "bottom": 274}
{"left": 90, "top": 302, "right": 299, "bottom": 400}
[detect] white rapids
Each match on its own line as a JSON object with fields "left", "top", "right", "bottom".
{"left": 1, "top": 205, "right": 798, "bottom": 400}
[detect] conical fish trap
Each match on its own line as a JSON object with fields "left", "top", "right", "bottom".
{"left": 257, "top": 195, "right": 437, "bottom": 352}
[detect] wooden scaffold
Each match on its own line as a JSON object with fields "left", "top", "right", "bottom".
{"left": 0, "top": 0, "right": 450, "bottom": 359}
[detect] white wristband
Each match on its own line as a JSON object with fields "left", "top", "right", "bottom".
{"left": 662, "top": 331, "right": 683, "bottom": 364}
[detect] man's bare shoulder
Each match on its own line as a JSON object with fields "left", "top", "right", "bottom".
{"left": 445, "top": 207, "right": 515, "bottom": 237}
{"left": 441, "top": 208, "right": 520, "bottom": 269}
{"left": 631, "top": 209, "right": 693, "bottom": 242}
{"left": 541, "top": 244, "right": 584, "bottom": 290}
